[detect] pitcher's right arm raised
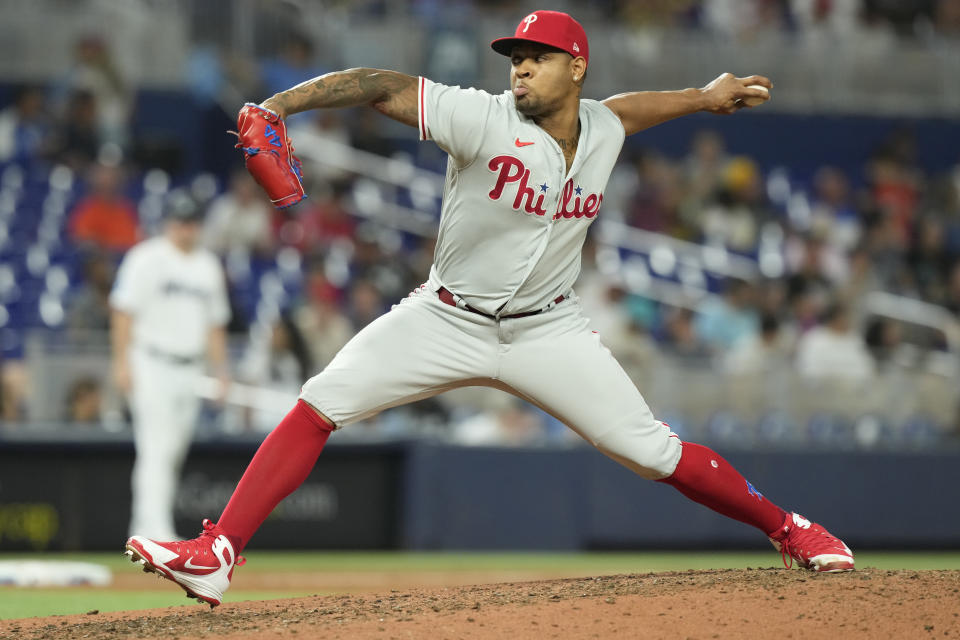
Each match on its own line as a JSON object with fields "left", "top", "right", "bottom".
{"left": 261, "top": 68, "right": 418, "bottom": 128}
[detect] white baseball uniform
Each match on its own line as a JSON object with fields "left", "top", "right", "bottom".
{"left": 300, "top": 78, "right": 681, "bottom": 479}
{"left": 111, "top": 236, "right": 231, "bottom": 538}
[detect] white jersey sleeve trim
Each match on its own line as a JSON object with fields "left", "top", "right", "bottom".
{"left": 418, "top": 76, "right": 429, "bottom": 141}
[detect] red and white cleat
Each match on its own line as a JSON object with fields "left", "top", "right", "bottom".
{"left": 769, "top": 512, "right": 855, "bottom": 573}
{"left": 124, "top": 519, "right": 244, "bottom": 608}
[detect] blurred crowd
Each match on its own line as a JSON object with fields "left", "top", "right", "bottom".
{"left": 0, "top": 11, "right": 959, "bottom": 444}
{"left": 598, "top": 0, "right": 960, "bottom": 40}
{"left": 344, "top": 0, "right": 960, "bottom": 40}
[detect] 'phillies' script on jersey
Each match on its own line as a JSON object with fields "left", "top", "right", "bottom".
{"left": 418, "top": 77, "right": 625, "bottom": 315}
{"left": 487, "top": 155, "right": 604, "bottom": 220}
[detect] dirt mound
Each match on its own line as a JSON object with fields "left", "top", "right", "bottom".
{"left": 3, "top": 568, "right": 959, "bottom": 639}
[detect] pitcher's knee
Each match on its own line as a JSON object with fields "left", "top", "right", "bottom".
{"left": 594, "top": 419, "right": 682, "bottom": 480}
{"left": 298, "top": 373, "right": 344, "bottom": 428}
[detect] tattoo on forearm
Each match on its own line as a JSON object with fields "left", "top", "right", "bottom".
{"left": 273, "top": 68, "right": 418, "bottom": 126}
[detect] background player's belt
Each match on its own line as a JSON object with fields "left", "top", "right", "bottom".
{"left": 144, "top": 345, "right": 203, "bottom": 366}
{"left": 437, "top": 287, "right": 565, "bottom": 320}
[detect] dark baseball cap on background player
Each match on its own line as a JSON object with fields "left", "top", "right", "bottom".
{"left": 164, "top": 190, "right": 204, "bottom": 223}
{"left": 490, "top": 10, "right": 589, "bottom": 65}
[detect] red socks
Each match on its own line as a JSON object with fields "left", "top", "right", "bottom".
{"left": 213, "top": 408, "right": 783, "bottom": 552}
{"left": 658, "top": 442, "right": 787, "bottom": 536}
{"left": 216, "top": 400, "right": 333, "bottom": 552}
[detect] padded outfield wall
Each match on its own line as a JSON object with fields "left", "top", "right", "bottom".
{"left": 0, "top": 438, "right": 957, "bottom": 552}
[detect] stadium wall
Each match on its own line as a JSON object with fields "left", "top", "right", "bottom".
{"left": 0, "top": 439, "right": 956, "bottom": 552}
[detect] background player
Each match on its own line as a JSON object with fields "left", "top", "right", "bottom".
{"left": 111, "top": 193, "right": 231, "bottom": 540}
{"left": 124, "top": 10, "right": 853, "bottom": 607}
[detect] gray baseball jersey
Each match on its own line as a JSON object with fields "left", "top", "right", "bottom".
{"left": 301, "top": 78, "right": 681, "bottom": 480}
{"left": 418, "top": 77, "right": 625, "bottom": 316}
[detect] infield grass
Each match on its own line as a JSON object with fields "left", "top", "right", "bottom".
{"left": 1, "top": 550, "right": 958, "bottom": 620}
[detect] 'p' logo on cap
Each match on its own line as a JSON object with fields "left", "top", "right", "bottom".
{"left": 491, "top": 11, "right": 590, "bottom": 65}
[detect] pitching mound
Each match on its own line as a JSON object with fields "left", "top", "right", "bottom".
{"left": 3, "top": 568, "right": 959, "bottom": 639}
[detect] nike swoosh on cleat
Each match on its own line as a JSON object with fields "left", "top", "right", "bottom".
{"left": 184, "top": 557, "right": 220, "bottom": 571}
{"left": 514, "top": 138, "right": 534, "bottom": 147}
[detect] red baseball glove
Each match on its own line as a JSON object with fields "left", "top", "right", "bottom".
{"left": 232, "top": 103, "right": 305, "bottom": 208}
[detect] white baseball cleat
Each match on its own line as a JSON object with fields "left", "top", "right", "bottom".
{"left": 768, "top": 512, "right": 855, "bottom": 573}
{"left": 124, "top": 519, "right": 244, "bottom": 608}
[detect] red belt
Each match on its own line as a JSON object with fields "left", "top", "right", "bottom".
{"left": 437, "top": 287, "right": 565, "bottom": 320}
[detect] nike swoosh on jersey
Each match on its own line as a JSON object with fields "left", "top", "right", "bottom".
{"left": 514, "top": 138, "right": 534, "bottom": 147}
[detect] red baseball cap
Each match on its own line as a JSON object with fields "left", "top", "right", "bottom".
{"left": 491, "top": 10, "right": 589, "bottom": 65}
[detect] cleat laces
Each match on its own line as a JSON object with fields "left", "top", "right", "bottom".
{"left": 173, "top": 519, "right": 246, "bottom": 567}
{"left": 778, "top": 517, "right": 847, "bottom": 570}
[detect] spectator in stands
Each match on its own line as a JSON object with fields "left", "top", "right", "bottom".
{"left": 451, "top": 396, "right": 546, "bottom": 447}
{"left": 661, "top": 307, "right": 712, "bottom": 363}
{"left": 277, "top": 181, "right": 356, "bottom": 253}
{"left": 625, "top": 151, "right": 685, "bottom": 236}
{"left": 346, "top": 278, "right": 386, "bottom": 331}
{"left": 701, "top": 0, "right": 790, "bottom": 40}
{"left": 796, "top": 301, "right": 876, "bottom": 382}
{"left": 407, "top": 235, "right": 438, "bottom": 282}
{"left": 350, "top": 223, "right": 414, "bottom": 301}
{"left": 67, "top": 162, "right": 140, "bottom": 253}
{"left": 838, "top": 243, "right": 884, "bottom": 319}
{"left": 288, "top": 110, "right": 353, "bottom": 182}
{"left": 785, "top": 230, "right": 838, "bottom": 321}
{"left": 0, "top": 85, "right": 52, "bottom": 165}
{"left": 239, "top": 313, "right": 312, "bottom": 431}
{"left": 602, "top": 313, "right": 661, "bottom": 392}
{"left": 681, "top": 130, "right": 728, "bottom": 223}
{"left": 695, "top": 278, "right": 760, "bottom": 353}
{"left": 867, "top": 150, "right": 921, "bottom": 249}
{"left": 788, "top": 286, "right": 828, "bottom": 335}
{"left": 785, "top": 226, "right": 848, "bottom": 288}
{"left": 202, "top": 170, "right": 274, "bottom": 257}
{"left": 810, "top": 166, "right": 861, "bottom": 252}
{"left": 65, "top": 251, "right": 115, "bottom": 339}
{"left": 575, "top": 237, "right": 631, "bottom": 337}
{"left": 53, "top": 36, "right": 132, "bottom": 150}
{"left": 701, "top": 156, "right": 766, "bottom": 251}
{"left": 53, "top": 90, "right": 101, "bottom": 170}
{"left": 864, "top": 316, "right": 907, "bottom": 371}
{"left": 64, "top": 376, "right": 102, "bottom": 425}
{"left": 185, "top": 41, "right": 261, "bottom": 176}
{"left": 349, "top": 108, "right": 396, "bottom": 157}
{"left": 791, "top": 0, "right": 862, "bottom": 43}
{"left": 724, "top": 312, "right": 792, "bottom": 374}
{"left": 907, "top": 216, "right": 952, "bottom": 302}
{"left": 291, "top": 265, "right": 352, "bottom": 372}
{"left": 260, "top": 33, "right": 327, "bottom": 114}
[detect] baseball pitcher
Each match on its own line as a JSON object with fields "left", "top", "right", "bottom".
{"left": 125, "top": 11, "right": 853, "bottom": 607}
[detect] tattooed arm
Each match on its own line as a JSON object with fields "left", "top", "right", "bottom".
{"left": 260, "top": 68, "right": 418, "bottom": 128}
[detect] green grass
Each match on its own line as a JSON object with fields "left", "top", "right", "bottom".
{"left": 0, "top": 589, "right": 313, "bottom": 621}
{"left": 1, "top": 551, "right": 958, "bottom": 621}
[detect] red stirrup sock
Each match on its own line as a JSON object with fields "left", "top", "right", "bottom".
{"left": 657, "top": 442, "right": 787, "bottom": 536}
{"left": 215, "top": 400, "right": 334, "bottom": 552}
